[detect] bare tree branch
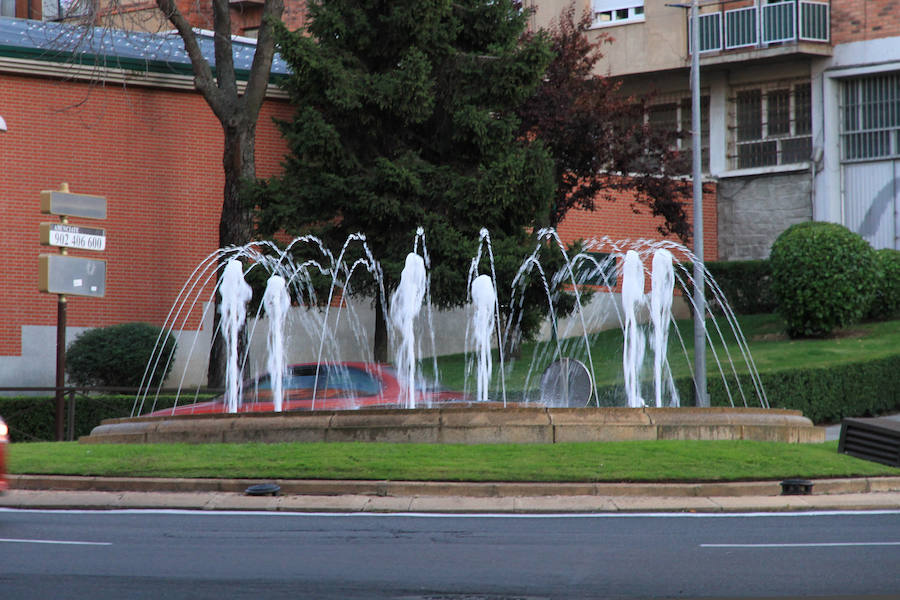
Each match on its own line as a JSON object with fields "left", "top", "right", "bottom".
{"left": 154, "top": 0, "right": 226, "bottom": 120}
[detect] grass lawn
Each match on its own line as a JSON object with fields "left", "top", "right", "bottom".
{"left": 8, "top": 315, "right": 899, "bottom": 484}
{"left": 423, "top": 314, "right": 900, "bottom": 397}
{"left": 9, "top": 440, "right": 899, "bottom": 482}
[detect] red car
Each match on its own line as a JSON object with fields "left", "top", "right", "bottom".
{"left": 0, "top": 415, "right": 8, "bottom": 496}
{"left": 147, "top": 362, "right": 469, "bottom": 416}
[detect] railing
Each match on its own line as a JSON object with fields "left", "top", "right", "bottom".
{"left": 691, "top": 0, "right": 829, "bottom": 54}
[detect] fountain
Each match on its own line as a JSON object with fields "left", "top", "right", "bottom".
{"left": 470, "top": 274, "right": 497, "bottom": 405}
{"left": 262, "top": 275, "right": 290, "bottom": 412}
{"left": 390, "top": 253, "right": 427, "bottom": 409}
{"left": 84, "top": 229, "right": 824, "bottom": 445}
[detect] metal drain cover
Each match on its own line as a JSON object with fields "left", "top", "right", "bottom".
{"left": 244, "top": 483, "right": 281, "bottom": 496}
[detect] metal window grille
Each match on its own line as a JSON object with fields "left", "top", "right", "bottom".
{"left": 692, "top": 1, "right": 828, "bottom": 55}
{"left": 762, "top": 1, "right": 796, "bottom": 44}
{"left": 794, "top": 83, "right": 812, "bottom": 135}
{"left": 646, "top": 94, "right": 710, "bottom": 174}
{"left": 799, "top": 1, "right": 829, "bottom": 42}
{"left": 689, "top": 12, "right": 723, "bottom": 53}
{"left": 725, "top": 6, "right": 758, "bottom": 49}
{"left": 767, "top": 89, "right": 792, "bottom": 136}
{"left": 679, "top": 96, "right": 711, "bottom": 171}
{"left": 840, "top": 73, "right": 900, "bottom": 162}
{"left": 737, "top": 90, "right": 762, "bottom": 141}
{"left": 731, "top": 80, "right": 813, "bottom": 169}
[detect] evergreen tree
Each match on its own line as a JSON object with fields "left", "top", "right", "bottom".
{"left": 253, "top": 0, "right": 556, "bottom": 361}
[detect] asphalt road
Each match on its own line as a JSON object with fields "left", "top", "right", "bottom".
{"left": 1, "top": 509, "right": 899, "bottom": 599}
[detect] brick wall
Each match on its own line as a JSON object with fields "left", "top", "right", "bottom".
{"left": 831, "top": 0, "right": 900, "bottom": 44}
{"left": 0, "top": 66, "right": 720, "bottom": 362}
{"left": 0, "top": 72, "right": 292, "bottom": 356}
{"left": 555, "top": 182, "right": 719, "bottom": 265}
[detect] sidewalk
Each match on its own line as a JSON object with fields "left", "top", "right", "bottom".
{"left": 3, "top": 475, "right": 899, "bottom": 513}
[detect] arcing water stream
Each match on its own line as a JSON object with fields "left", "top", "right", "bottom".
{"left": 134, "top": 229, "right": 768, "bottom": 416}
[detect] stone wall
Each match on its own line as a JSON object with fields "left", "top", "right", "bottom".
{"left": 717, "top": 171, "right": 812, "bottom": 261}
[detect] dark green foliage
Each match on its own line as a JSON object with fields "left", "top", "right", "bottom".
{"left": 0, "top": 395, "right": 188, "bottom": 442}
{"left": 770, "top": 222, "right": 879, "bottom": 338}
{"left": 253, "top": 0, "right": 559, "bottom": 354}
{"left": 706, "top": 260, "right": 778, "bottom": 314}
{"left": 66, "top": 323, "right": 176, "bottom": 388}
{"left": 682, "top": 260, "right": 778, "bottom": 315}
{"left": 669, "top": 354, "right": 900, "bottom": 424}
{"left": 867, "top": 248, "right": 900, "bottom": 320}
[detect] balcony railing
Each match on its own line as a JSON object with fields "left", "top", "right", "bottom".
{"left": 689, "top": 1, "right": 829, "bottom": 54}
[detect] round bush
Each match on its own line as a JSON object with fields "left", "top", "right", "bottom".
{"left": 867, "top": 248, "right": 900, "bottom": 321}
{"left": 770, "top": 222, "right": 878, "bottom": 338}
{"left": 66, "top": 322, "right": 177, "bottom": 388}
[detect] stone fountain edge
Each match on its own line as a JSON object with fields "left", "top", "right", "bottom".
{"left": 80, "top": 406, "right": 825, "bottom": 445}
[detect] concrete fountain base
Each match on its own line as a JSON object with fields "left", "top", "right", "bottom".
{"left": 82, "top": 406, "right": 824, "bottom": 445}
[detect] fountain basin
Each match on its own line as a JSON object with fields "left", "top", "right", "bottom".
{"left": 81, "top": 406, "right": 824, "bottom": 445}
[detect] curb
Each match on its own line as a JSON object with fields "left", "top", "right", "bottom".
{"left": 3, "top": 475, "right": 900, "bottom": 514}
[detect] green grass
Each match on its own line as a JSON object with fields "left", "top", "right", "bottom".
{"left": 424, "top": 314, "right": 900, "bottom": 395}
{"left": 9, "top": 440, "right": 899, "bottom": 482}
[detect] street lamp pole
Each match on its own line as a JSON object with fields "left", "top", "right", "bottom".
{"left": 690, "top": 0, "right": 708, "bottom": 407}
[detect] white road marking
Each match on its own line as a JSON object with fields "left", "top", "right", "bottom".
{"left": 702, "top": 541, "right": 900, "bottom": 548}
{"left": 3, "top": 507, "right": 900, "bottom": 518}
{"left": 0, "top": 537, "right": 111, "bottom": 546}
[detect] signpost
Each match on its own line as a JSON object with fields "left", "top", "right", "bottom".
{"left": 39, "top": 183, "right": 107, "bottom": 441}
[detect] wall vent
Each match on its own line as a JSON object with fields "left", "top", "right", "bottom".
{"left": 838, "top": 417, "right": 900, "bottom": 467}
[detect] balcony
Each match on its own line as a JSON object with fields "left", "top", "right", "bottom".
{"left": 689, "top": 1, "right": 830, "bottom": 62}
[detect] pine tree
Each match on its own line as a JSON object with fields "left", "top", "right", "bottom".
{"left": 254, "top": 0, "right": 556, "bottom": 361}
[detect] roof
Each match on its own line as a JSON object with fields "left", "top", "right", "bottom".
{"left": 0, "top": 16, "right": 289, "bottom": 79}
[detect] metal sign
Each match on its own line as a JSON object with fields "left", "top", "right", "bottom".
{"left": 38, "top": 254, "right": 107, "bottom": 297}
{"left": 40, "top": 223, "right": 106, "bottom": 251}
{"left": 40, "top": 190, "right": 107, "bottom": 220}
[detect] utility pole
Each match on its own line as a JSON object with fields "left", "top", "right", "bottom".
{"left": 690, "top": 0, "right": 708, "bottom": 406}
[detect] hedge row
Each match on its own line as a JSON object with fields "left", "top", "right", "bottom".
{"left": 0, "top": 395, "right": 195, "bottom": 443}
{"left": 4, "top": 352, "right": 898, "bottom": 439}
{"left": 591, "top": 353, "right": 900, "bottom": 424}
{"left": 671, "top": 353, "right": 900, "bottom": 424}
{"left": 681, "top": 260, "right": 778, "bottom": 315}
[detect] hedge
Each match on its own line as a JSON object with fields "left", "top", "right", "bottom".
{"left": 681, "top": 260, "right": 778, "bottom": 315}
{"left": 4, "top": 351, "right": 899, "bottom": 439}
{"left": 672, "top": 353, "right": 900, "bottom": 424}
{"left": 0, "top": 394, "right": 212, "bottom": 443}
{"left": 770, "top": 221, "right": 878, "bottom": 338}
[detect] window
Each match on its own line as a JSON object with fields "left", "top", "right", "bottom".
{"left": 43, "top": 0, "right": 91, "bottom": 20}
{"left": 592, "top": 0, "right": 645, "bottom": 27}
{"left": 731, "top": 81, "right": 812, "bottom": 169}
{"left": 841, "top": 73, "right": 900, "bottom": 162}
{"left": 648, "top": 94, "right": 710, "bottom": 173}
{"left": 1, "top": 0, "right": 14, "bottom": 18}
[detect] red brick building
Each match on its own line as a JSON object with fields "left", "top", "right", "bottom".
{"left": 0, "top": 13, "right": 715, "bottom": 387}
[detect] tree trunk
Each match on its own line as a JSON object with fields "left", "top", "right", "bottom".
{"left": 207, "top": 120, "right": 257, "bottom": 388}
{"left": 373, "top": 293, "right": 389, "bottom": 364}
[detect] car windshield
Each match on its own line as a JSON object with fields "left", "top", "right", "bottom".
{"left": 251, "top": 364, "right": 382, "bottom": 398}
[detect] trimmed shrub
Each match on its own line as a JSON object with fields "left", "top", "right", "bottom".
{"left": 672, "top": 353, "right": 900, "bottom": 424}
{"left": 684, "top": 260, "right": 778, "bottom": 315}
{"left": 705, "top": 259, "right": 777, "bottom": 314}
{"left": 770, "top": 222, "right": 879, "bottom": 338}
{"left": 66, "top": 322, "right": 176, "bottom": 388}
{"left": 867, "top": 248, "right": 900, "bottom": 321}
{"left": 0, "top": 395, "right": 197, "bottom": 442}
